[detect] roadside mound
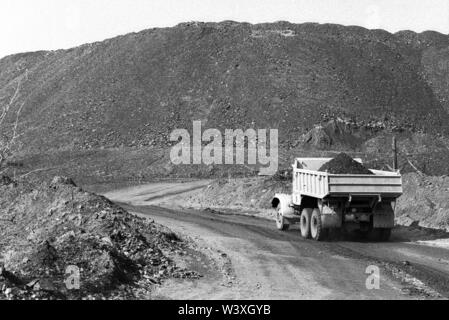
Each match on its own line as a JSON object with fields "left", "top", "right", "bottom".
{"left": 161, "top": 177, "right": 291, "bottom": 219}
{"left": 0, "top": 176, "right": 197, "bottom": 300}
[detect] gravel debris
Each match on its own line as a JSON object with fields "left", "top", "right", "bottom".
{"left": 0, "top": 176, "right": 200, "bottom": 300}
{"left": 319, "top": 153, "right": 373, "bottom": 175}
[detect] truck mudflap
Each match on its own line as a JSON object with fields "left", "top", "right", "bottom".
{"left": 373, "top": 202, "right": 395, "bottom": 229}
{"left": 272, "top": 194, "right": 295, "bottom": 218}
{"left": 322, "top": 213, "right": 343, "bottom": 229}
{"left": 319, "top": 202, "right": 343, "bottom": 228}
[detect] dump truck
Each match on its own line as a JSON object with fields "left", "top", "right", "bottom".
{"left": 272, "top": 158, "right": 403, "bottom": 241}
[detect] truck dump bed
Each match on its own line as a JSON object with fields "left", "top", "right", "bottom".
{"left": 292, "top": 158, "right": 403, "bottom": 203}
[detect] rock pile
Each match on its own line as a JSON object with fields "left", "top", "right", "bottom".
{"left": 0, "top": 176, "right": 199, "bottom": 300}
{"left": 319, "top": 153, "right": 373, "bottom": 175}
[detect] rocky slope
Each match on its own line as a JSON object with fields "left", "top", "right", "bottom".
{"left": 1, "top": 21, "right": 449, "bottom": 156}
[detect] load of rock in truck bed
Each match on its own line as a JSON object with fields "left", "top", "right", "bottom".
{"left": 318, "top": 153, "right": 373, "bottom": 175}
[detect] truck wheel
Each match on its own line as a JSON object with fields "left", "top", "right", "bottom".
{"left": 300, "top": 208, "right": 312, "bottom": 239}
{"left": 311, "top": 208, "right": 327, "bottom": 241}
{"left": 275, "top": 205, "right": 289, "bottom": 231}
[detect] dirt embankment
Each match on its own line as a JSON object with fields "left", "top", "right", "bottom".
{"left": 396, "top": 173, "right": 449, "bottom": 231}
{"left": 166, "top": 173, "right": 449, "bottom": 232}
{"left": 0, "top": 176, "right": 199, "bottom": 300}
{"left": 158, "top": 177, "right": 290, "bottom": 220}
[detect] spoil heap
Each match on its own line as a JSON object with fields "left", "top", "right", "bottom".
{"left": 319, "top": 153, "right": 373, "bottom": 175}
{"left": 0, "top": 176, "right": 198, "bottom": 300}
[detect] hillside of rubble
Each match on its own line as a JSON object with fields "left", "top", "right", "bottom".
{"left": 1, "top": 22, "right": 449, "bottom": 176}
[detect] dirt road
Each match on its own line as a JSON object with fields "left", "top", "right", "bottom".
{"left": 103, "top": 182, "right": 449, "bottom": 300}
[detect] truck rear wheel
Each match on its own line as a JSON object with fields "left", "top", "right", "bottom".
{"left": 310, "top": 208, "right": 327, "bottom": 241}
{"left": 300, "top": 208, "right": 312, "bottom": 239}
{"left": 275, "top": 205, "right": 289, "bottom": 231}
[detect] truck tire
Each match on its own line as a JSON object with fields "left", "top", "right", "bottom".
{"left": 310, "top": 208, "right": 327, "bottom": 241}
{"left": 300, "top": 208, "right": 312, "bottom": 239}
{"left": 275, "top": 205, "right": 289, "bottom": 231}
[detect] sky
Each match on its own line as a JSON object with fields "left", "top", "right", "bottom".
{"left": 1, "top": 0, "right": 449, "bottom": 59}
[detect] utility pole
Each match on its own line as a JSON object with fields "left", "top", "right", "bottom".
{"left": 392, "top": 136, "right": 398, "bottom": 171}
